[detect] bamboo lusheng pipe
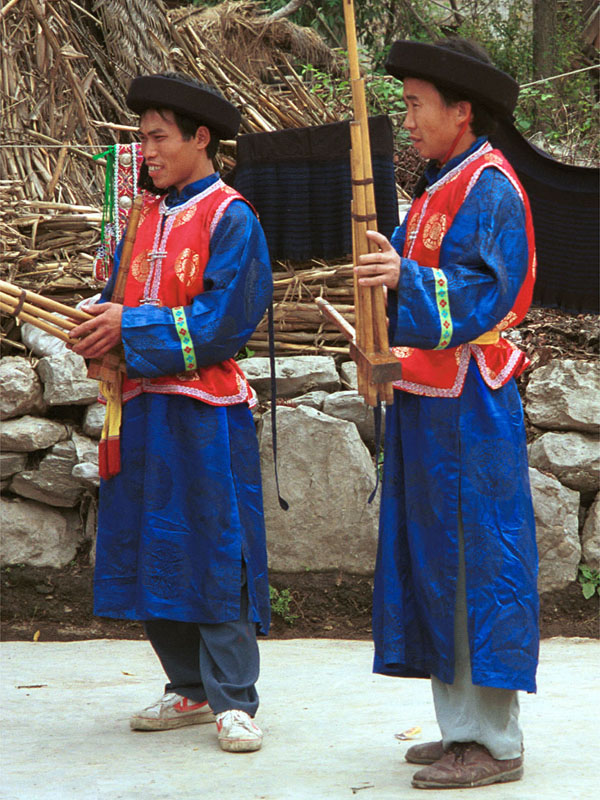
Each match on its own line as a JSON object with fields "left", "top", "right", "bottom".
{"left": 324, "top": 0, "right": 402, "bottom": 407}
{"left": 315, "top": 296, "right": 356, "bottom": 342}
{"left": 315, "top": 296, "right": 404, "bottom": 386}
{"left": 111, "top": 194, "right": 144, "bottom": 304}
{"left": 0, "top": 284, "right": 90, "bottom": 343}
{"left": 0, "top": 279, "right": 91, "bottom": 323}
{"left": 87, "top": 194, "right": 144, "bottom": 383}
{"left": 0, "top": 299, "right": 74, "bottom": 343}
{"left": 0, "top": 280, "right": 125, "bottom": 370}
{"left": 0, "top": 290, "right": 82, "bottom": 332}
{"left": 346, "top": 0, "right": 396, "bottom": 404}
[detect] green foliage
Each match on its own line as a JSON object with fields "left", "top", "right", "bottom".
{"left": 367, "top": 73, "right": 405, "bottom": 117}
{"left": 300, "top": 61, "right": 405, "bottom": 118}
{"left": 300, "top": 63, "right": 351, "bottom": 116}
{"left": 235, "top": 345, "right": 255, "bottom": 361}
{"left": 455, "top": 0, "right": 533, "bottom": 82}
{"left": 514, "top": 81, "right": 600, "bottom": 162}
{"left": 578, "top": 565, "right": 600, "bottom": 600}
{"left": 269, "top": 585, "right": 298, "bottom": 624}
{"left": 455, "top": 0, "right": 598, "bottom": 162}
{"left": 376, "top": 446, "right": 384, "bottom": 480}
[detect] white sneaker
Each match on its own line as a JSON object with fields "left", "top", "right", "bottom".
{"left": 130, "top": 692, "right": 215, "bottom": 731}
{"left": 215, "top": 709, "right": 263, "bottom": 752}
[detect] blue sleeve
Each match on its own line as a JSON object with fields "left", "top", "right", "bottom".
{"left": 390, "top": 216, "right": 408, "bottom": 256}
{"left": 388, "top": 169, "right": 528, "bottom": 349}
{"left": 119, "top": 201, "right": 273, "bottom": 378}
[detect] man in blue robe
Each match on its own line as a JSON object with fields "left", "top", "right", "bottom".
{"left": 355, "top": 39, "right": 539, "bottom": 789}
{"left": 69, "top": 73, "right": 273, "bottom": 753}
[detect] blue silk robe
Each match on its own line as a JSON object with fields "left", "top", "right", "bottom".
{"left": 94, "top": 174, "right": 273, "bottom": 633}
{"left": 372, "top": 139, "right": 539, "bottom": 692}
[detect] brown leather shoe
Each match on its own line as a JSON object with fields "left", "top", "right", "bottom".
{"left": 411, "top": 742, "right": 523, "bottom": 789}
{"left": 405, "top": 740, "right": 445, "bottom": 765}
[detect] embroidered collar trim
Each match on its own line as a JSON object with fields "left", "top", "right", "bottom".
{"left": 427, "top": 141, "right": 493, "bottom": 196}
{"left": 159, "top": 178, "right": 226, "bottom": 217}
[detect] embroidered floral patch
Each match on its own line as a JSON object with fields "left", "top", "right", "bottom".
{"left": 131, "top": 249, "right": 152, "bottom": 283}
{"left": 174, "top": 247, "right": 201, "bottom": 287}
{"left": 422, "top": 212, "right": 447, "bottom": 251}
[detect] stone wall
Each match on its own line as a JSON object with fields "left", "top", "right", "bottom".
{"left": 1, "top": 326, "right": 598, "bottom": 596}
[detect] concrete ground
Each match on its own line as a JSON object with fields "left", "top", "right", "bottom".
{"left": 1, "top": 637, "right": 598, "bottom": 800}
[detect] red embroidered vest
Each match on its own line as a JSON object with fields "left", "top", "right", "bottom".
{"left": 120, "top": 179, "right": 254, "bottom": 407}
{"left": 392, "top": 142, "right": 536, "bottom": 398}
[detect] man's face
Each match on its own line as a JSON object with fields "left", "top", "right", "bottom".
{"left": 139, "top": 109, "right": 211, "bottom": 192}
{"left": 402, "top": 77, "right": 469, "bottom": 162}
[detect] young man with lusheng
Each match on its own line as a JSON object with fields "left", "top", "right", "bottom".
{"left": 355, "top": 38, "right": 538, "bottom": 789}
{"left": 69, "top": 73, "right": 273, "bottom": 753}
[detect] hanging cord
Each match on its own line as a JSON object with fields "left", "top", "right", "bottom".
{"left": 440, "top": 113, "right": 473, "bottom": 166}
{"left": 5, "top": 289, "right": 27, "bottom": 320}
{"left": 92, "top": 146, "right": 116, "bottom": 278}
{"left": 93, "top": 146, "right": 116, "bottom": 244}
{"left": 368, "top": 398, "right": 383, "bottom": 504}
{"left": 267, "top": 302, "right": 289, "bottom": 511}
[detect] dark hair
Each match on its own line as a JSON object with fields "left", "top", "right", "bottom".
{"left": 432, "top": 37, "right": 498, "bottom": 137}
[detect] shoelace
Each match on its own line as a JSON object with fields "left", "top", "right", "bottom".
{"left": 149, "top": 693, "right": 176, "bottom": 710}
{"left": 218, "top": 709, "right": 250, "bottom": 728}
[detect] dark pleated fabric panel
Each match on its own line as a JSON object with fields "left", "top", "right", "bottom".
{"left": 491, "top": 120, "right": 599, "bottom": 314}
{"left": 229, "top": 115, "right": 399, "bottom": 261}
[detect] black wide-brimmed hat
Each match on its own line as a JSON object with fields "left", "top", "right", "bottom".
{"left": 385, "top": 40, "right": 519, "bottom": 118}
{"left": 126, "top": 74, "right": 241, "bottom": 138}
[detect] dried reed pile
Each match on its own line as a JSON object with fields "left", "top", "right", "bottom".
{"left": 249, "top": 260, "right": 357, "bottom": 355}
{"left": 0, "top": 0, "right": 393, "bottom": 356}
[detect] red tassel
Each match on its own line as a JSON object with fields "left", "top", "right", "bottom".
{"left": 98, "top": 436, "right": 121, "bottom": 480}
{"left": 98, "top": 439, "right": 108, "bottom": 480}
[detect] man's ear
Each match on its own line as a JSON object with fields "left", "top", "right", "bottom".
{"left": 456, "top": 100, "right": 472, "bottom": 125}
{"left": 195, "top": 125, "right": 211, "bottom": 150}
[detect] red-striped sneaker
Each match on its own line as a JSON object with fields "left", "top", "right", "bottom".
{"left": 215, "top": 709, "right": 263, "bottom": 752}
{"left": 130, "top": 692, "right": 215, "bottom": 731}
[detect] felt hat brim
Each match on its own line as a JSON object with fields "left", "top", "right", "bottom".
{"left": 126, "top": 75, "right": 241, "bottom": 139}
{"left": 385, "top": 40, "right": 519, "bottom": 118}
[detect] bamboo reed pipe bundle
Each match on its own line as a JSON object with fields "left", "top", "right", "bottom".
{"left": 0, "top": 290, "right": 88, "bottom": 343}
{"left": 0, "top": 291, "right": 80, "bottom": 331}
{"left": 0, "top": 280, "right": 91, "bottom": 322}
{"left": 0, "top": 280, "right": 93, "bottom": 345}
{"left": 2, "top": 280, "right": 96, "bottom": 343}
{"left": 0, "top": 280, "right": 127, "bottom": 373}
{"left": 331, "top": 0, "right": 400, "bottom": 405}
{"left": 0, "top": 300, "right": 73, "bottom": 344}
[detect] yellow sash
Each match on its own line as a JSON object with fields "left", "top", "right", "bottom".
{"left": 470, "top": 331, "right": 500, "bottom": 345}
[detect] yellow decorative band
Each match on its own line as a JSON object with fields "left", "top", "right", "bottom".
{"left": 471, "top": 331, "right": 500, "bottom": 345}
{"left": 432, "top": 268, "right": 453, "bottom": 349}
{"left": 172, "top": 306, "right": 197, "bottom": 371}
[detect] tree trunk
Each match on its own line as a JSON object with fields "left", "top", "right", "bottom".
{"left": 532, "top": 0, "right": 558, "bottom": 79}
{"left": 266, "top": 0, "right": 308, "bottom": 23}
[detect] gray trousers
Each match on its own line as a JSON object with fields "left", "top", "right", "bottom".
{"left": 144, "top": 579, "right": 260, "bottom": 717}
{"left": 431, "top": 520, "right": 523, "bottom": 760}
